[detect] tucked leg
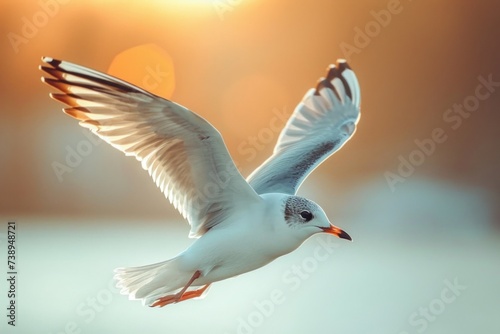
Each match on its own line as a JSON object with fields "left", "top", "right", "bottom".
{"left": 150, "top": 270, "right": 208, "bottom": 308}
{"left": 178, "top": 283, "right": 211, "bottom": 301}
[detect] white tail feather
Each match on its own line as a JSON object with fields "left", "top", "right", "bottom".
{"left": 114, "top": 258, "right": 191, "bottom": 306}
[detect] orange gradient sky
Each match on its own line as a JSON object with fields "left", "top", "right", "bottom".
{"left": 0, "top": 0, "right": 499, "bottom": 225}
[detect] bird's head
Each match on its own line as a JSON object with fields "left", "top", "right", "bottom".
{"left": 282, "top": 195, "right": 352, "bottom": 242}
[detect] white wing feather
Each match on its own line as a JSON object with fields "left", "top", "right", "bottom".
{"left": 40, "top": 57, "right": 261, "bottom": 237}
{"left": 247, "top": 60, "right": 361, "bottom": 195}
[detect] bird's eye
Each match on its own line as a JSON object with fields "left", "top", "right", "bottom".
{"left": 300, "top": 210, "right": 313, "bottom": 221}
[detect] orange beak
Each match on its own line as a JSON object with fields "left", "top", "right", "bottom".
{"left": 320, "top": 225, "right": 352, "bottom": 241}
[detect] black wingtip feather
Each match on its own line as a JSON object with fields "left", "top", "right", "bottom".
{"left": 314, "top": 60, "right": 353, "bottom": 100}
{"left": 40, "top": 66, "right": 64, "bottom": 79}
{"left": 41, "top": 56, "right": 61, "bottom": 67}
{"left": 315, "top": 78, "right": 341, "bottom": 100}
{"left": 40, "top": 57, "right": 145, "bottom": 95}
{"left": 336, "top": 59, "right": 351, "bottom": 72}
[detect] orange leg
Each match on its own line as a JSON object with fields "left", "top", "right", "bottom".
{"left": 150, "top": 270, "right": 210, "bottom": 308}
{"left": 178, "top": 283, "right": 211, "bottom": 301}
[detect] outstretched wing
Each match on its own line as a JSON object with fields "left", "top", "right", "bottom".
{"left": 40, "top": 57, "right": 261, "bottom": 237}
{"left": 247, "top": 60, "right": 361, "bottom": 195}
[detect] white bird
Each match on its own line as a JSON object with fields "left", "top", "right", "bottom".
{"left": 40, "top": 57, "right": 361, "bottom": 307}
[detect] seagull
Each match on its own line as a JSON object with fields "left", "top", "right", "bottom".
{"left": 40, "top": 56, "right": 361, "bottom": 307}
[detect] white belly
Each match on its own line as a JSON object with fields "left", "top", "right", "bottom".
{"left": 177, "top": 222, "right": 294, "bottom": 285}
{"left": 176, "top": 193, "right": 302, "bottom": 285}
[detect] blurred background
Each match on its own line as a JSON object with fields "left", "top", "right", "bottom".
{"left": 0, "top": 0, "right": 499, "bottom": 333}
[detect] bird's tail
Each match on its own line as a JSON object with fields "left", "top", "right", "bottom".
{"left": 114, "top": 258, "right": 196, "bottom": 306}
